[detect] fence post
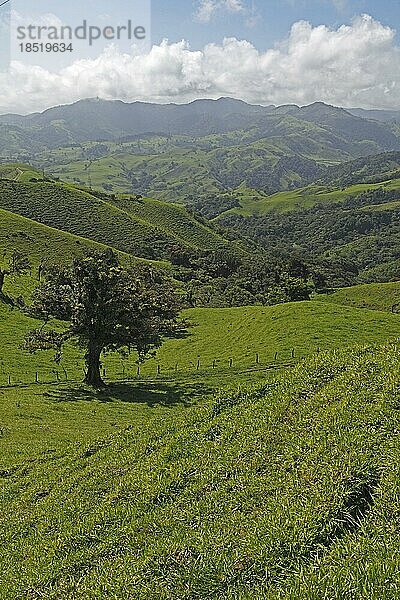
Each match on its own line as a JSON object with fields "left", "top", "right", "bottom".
{"left": 137, "top": 365, "right": 140, "bottom": 377}
{"left": 157, "top": 365, "right": 161, "bottom": 375}
{"left": 35, "top": 372, "right": 39, "bottom": 383}
{"left": 175, "top": 363, "right": 178, "bottom": 373}
{"left": 229, "top": 358, "right": 233, "bottom": 368}
{"left": 197, "top": 359, "right": 200, "bottom": 371}
{"left": 8, "top": 374, "right": 11, "bottom": 386}
{"left": 291, "top": 349, "right": 295, "bottom": 359}
{"left": 255, "top": 353, "right": 259, "bottom": 364}
{"left": 212, "top": 360, "right": 216, "bottom": 369}
{"left": 274, "top": 352, "right": 278, "bottom": 361}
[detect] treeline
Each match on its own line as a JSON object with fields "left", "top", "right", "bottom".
{"left": 170, "top": 247, "right": 335, "bottom": 308}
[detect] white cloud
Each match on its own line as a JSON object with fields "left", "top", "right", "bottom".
{"left": 1, "top": 14, "right": 400, "bottom": 114}
{"left": 11, "top": 10, "right": 63, "bottom": 28}
{"left": 194, "top": 0, "right": 245, "bottom": 23}
{"left": 224, "top": 0, "right": 245, "bottom": 12}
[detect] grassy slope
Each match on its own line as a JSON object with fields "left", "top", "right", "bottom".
{"left": 113, "top": 196, "right": 224, "bottom": 251}
{"left": 318, "top": 281, "right": 400, "bottom": 313}
{"left": 0, "top": 163, "right": 43, "bottom": 182}
{"left": 0, "top": 180, "right": 227, "bottom": 261}
{"left": 218, "top": 178, "right": 400, "bottom": 217}
{"left": 2, "top": 300, "right": 400, "bottom": 384}
{"left": 31, "top": 119, "right": 393, "bottom": 202}
{"left": 0, "top": 207, "right": 134, "bottom": 268}
{"left": 150, "top": 302, "right": 400, "bottom": 371}
{"left": 0, "top": 207, "right": 170, "bottom": 300}
{"left": 0, "top": 342, "right": 399, "bottom": 598}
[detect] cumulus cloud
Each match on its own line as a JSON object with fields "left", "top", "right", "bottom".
{"left": 194, "top": 0, "right": 245, "bottom": 23}
{"left": 1, "top": 14, "right": 400, "bottom": 114}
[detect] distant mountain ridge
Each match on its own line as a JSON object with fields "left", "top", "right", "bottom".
{"left": 1, "top": 98, "right": 399, "bottom": 148}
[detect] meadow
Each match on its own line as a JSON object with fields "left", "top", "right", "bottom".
{"left": 0, "top": 342, "right": 399, "bottom": 598}
{"left": 218, "top": 177, "right": 400, "bottom": 217}
{"left": 319, "top": 281, "right": 400, "bottom": 313}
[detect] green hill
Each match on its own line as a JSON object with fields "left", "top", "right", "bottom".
{"left": 2, "top": 299, "right": 400, "bottom": 385}
{"left": 110, "top": 195, "right": 226, "bottom": 252}
{"left": 216, "top": 177, "right": 400, "bottom": 217}
{"left": 0, "top": 179, "right": 228, "bottom": 262}
{"left": 149, "top": 301, "right": 400, "bottom": 372}
{"left": 0, "top": 207, "right": 134, "bottom": 269}
{"left": 0, "top": 207, "right": 171, "bottom": 300}
{"left": 0, "top": 163, "right": 43, "bottom": 182}
{"left": 0, "top": 342, "right": 399, "bottom": 598}
{"left": 218, "top": 178, "right": 400, "bottom": 286}
{"left": 319, "top": 282, "right": 400, "bottom": 313}
{"left": 3, "top": 100, "right": 400, "bottom": 206}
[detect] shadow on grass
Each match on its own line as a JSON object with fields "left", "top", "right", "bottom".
{"left": 0, "top": 292, "right": 16, "bottom": 307}
{"left": 44, "top": 380, "right": 213, "bottom": 408}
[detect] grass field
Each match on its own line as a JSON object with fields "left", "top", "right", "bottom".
{"left": 112, "top": 196, "right": 225, "bottom": 251}
{"left": 149, "top": 302, "right": 400, "bottom": 372}
{"left": 1, "top": 299, "right": 400, "bottom": 386}
{"left": 0, "top": 207, "right": 138, "bottom": 270}
{"left": 1, "top": 159, "right": 400, "bottom": 598}
{"left": 0, "top": 163, "right": 43, "bottom": 182}
{"left": 0, "top": 342, "right": 399, "bottom": 598}
{"left": 0, "top": 208, "right": 170, "bottom": 299}
{"left": 319, "top": 281, "right": 400, "bottom": 313}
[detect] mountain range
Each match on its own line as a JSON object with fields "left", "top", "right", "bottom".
{"left": 1, "top": 97, "right": 399, "bottom": 151}
{"left": 1, "top": 98, "right": 400, "bottom": 203}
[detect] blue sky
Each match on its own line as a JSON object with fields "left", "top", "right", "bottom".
{"left": 153, "top": 0, "right": 399, "bottom": 49}
{"left": 4, "top": 0, "right": 399, "bottom": 50}
{"left": 1, "top": 0, "right": 399, "bottom": 113}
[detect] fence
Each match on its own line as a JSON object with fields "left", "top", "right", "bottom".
{"left": 0, "top": 347, "right": 314, "bottom": 389}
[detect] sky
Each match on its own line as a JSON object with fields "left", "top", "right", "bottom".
{"left": 0, "top": 0, "right": 399, "bottom": 113}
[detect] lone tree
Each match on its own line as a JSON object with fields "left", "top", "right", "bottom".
{"left": 25, "top": 249, "right": 185, "bottom": 387}
{"left": 0, "top": 250, "right": 31, "bottom": 297}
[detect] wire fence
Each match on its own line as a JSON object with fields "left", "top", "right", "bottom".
{"left": 0, "top": 348, "right": 309, "bottom": 389}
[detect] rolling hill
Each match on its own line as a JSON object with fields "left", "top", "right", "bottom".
{"left": 218, "top": 170, "right": 400, "bottom": 286}
{"left": 2, "top": 296, "right": 400, "bottom": 385}
{"left": 0, "top": 176, "right": 229, "bottom": 262}
{"left": 2, "top": 90, "right": 400, "bottom": 600}
{"left": 29, "top": 124, "right": 400, "bottom": 204}
{"left": 214, "top": 156, "right": 400, "bottom": 217}
{"left": 1, "top": 98, "right": 398, "bottom": 151}
{"left": 0, "top": 207, "right": 173, "bottom": 301}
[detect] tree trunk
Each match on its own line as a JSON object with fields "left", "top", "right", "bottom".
{"left": 0, "top": 270, "right": 5, "bottom": 295}
{"left": 84, "top": 342, "right": 105, "bottom": 387}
